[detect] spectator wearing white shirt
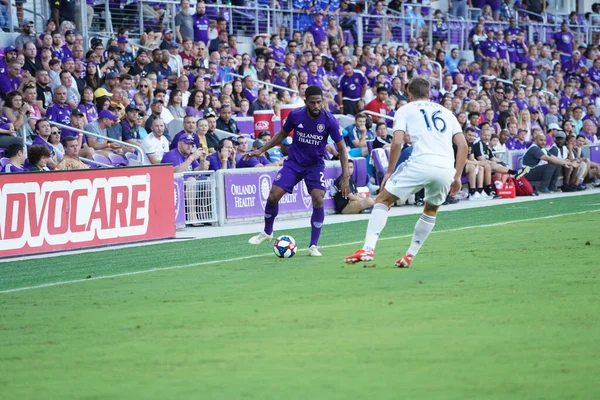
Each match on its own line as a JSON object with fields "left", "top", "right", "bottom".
{"left": 142, "top": 118, "right": 170, "bottom": 164}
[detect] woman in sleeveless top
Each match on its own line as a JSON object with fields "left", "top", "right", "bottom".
{"left": 327, "top": 19, "right": 345, "bottom": 48}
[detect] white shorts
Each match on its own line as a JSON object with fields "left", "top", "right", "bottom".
{"left": 385, "top": 161, "right": 455, "bottom": 206}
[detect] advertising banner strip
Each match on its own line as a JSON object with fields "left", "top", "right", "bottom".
{"left": 224, "top": 165, "right": 342, "bottom": 219}
{"left": 0, "top": 166, "right": 175, "bottom": 258}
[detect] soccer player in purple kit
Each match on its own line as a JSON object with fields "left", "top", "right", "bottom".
{"left": 246, "top": 86, "right": 350, "bottom": 256}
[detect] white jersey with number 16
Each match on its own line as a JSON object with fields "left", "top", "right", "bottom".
{"left": 393, "top": 101, "right": 463, "bottom": 169}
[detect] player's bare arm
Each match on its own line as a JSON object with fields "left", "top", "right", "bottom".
{"left": 452, "top": 132, "right": 468, "bottom": 195}
{"left": 244, "top": 129, "right": 289, "bottom": 160}
{"left": 335, "top": 139, "right": 351, "bottom": 198}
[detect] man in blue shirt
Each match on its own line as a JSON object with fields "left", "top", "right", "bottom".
{"left": 246, "top": 86, "right": 350, "bottom": 256}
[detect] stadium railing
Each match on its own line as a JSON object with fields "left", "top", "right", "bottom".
{"left": 25, "top": 117, "right": 148, "bottom": 164}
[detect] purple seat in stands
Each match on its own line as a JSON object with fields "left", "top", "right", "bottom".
{"left": 125, "top": 152, "right": 139, "bottom": 164}
{"left": 371, "top": 148, "right": 388, "bottom": 185}
{"left": 109, "top": 153, "right": 128, "bottom": 166}
{"left": 590, "top": 146, "right": 600, "bottom": 163}
{"left": 92, "top": 153, "right": 112, "bottom": 167}
{"left": 0, "top": 157, "right": 9, "bottom": 168}
{"left": 510, "top": 150, "right": 527, "bottom": 170}
{"left": 352, "top": 157, "right": 369, "bottom": 187}
{"left": 0, "top": 148, "right": 5, "bottom": 158}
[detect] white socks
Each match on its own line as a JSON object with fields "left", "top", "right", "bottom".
{"left": 407, "top": 214, "right": 436, "bottom": 256}
{"left": 363, "top": 203, "right": 389, "bottom": 251}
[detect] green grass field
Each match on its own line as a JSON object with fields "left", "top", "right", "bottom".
{"left": 1, "top": 194, "right": 600, "bottom": 400}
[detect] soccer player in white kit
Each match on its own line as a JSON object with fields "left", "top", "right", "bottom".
{"left": 344, "top": 77, "right": 468, "bottom": 267}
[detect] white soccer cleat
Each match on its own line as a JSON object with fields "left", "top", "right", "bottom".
{"left": 248, "top": 231, "right": 273, "bottom": 246}
{"left": 308, "top": 245, "right": 322, "bottom": 257}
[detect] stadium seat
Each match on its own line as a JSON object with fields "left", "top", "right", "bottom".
{"left": 234, "top": 117, "right": 254, "bottom": 136}
{"left": 590, "top": 146, "right": 600, "bottom": 164}
{"left": 371, "top": 148, "right": 389, "bottom": 185}
{"left": 92, "top": 153, "right": 113, "bottom": 167}
{"left": 352, "top": 157, "right": 369, "bottom": 187}
{"left": 109, "top": 153, "right": 128, "bottom": 166}
{"left": 510, "top": 150, "right": 527, "bottom": 170}
{"left": 167, "top": 119, "right": 184, "bottom": 139}
{"left": 126, "top": 152, "right": 141, "bottom": 165}
{"left": 0, "top": 157, "right": 9, "bottom": 168}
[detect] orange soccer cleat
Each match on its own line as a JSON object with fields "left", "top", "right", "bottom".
{"left": 395, "top": 254, "right": 414, "bottom": 268}
{"left": 344, "top": 249, "right": 375, "bottom": 263}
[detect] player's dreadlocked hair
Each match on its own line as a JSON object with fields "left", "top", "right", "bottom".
{"left": 305, "top": 86, "right": 323, "bottom": 98}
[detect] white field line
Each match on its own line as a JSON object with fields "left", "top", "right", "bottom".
{"left": 1, "top": 208, "right": 599, "bottom": 294}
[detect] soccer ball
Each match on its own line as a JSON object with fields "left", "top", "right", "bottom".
{"left": 273, "top": 235, "right": 297, "bottom": 258}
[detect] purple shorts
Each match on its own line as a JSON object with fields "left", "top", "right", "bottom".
{"left": 273, "top": 160, "right": 326, "bottom": 194}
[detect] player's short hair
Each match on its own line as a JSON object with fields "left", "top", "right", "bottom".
{"left": 62, "top": 135, "right": 78, "bottom": 146}
{"left": 348, "top": 158, "right": 355, "bottom": 165}
{"left": 305, "top": 86, "right": 323, "bottom": 98}
{"left": 406, "top": 77, "right": 430, "bottom": 99}
{"left": 377, "top": 86, "right": 388, "bottom": 94}
{"left": 355, "top": 113, "right": 367, "bottom": 121}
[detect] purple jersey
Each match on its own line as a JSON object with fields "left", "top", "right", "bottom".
{"left": 510, "top": 140, "right": 530, "bottom": 150}
{"left": 237, "top": 154, "right": 270, "bottom": 168}
{"left": 161, "top": 148, "right": 199, "bottom": 170}
{"left": 589, "top": 67, "right": 600, "bottom": 85}
{"left": 0, "top": 72, "right": 21, "bottom": 99}
{"left": 2, "top": 163, "right": 25, "bottom": 173}
{"left": 553, "top": 31, "right": 574, "bottom": 55}
{"left": 479, "top": 39, "right": 499, "bottom": 58}
{"left": 31, "top": 136, "right": 56, "bottom": 158}
{"left": 270, "top": 45, "right": 285, "bottom": 63}
{"left": 496, "top": 40, "right": 508, "bottom": 59}
{"left": 337, "top": 72, "right": 367, "bottom": 100}
{"left": 78, "top": 102, "right": 98, "bottom": 124}
{"left": 307, "top": 72, "right": 323, "bottom": 88}
{"left": 46, "top": 102, "right": 72, "bottom": 126}
{"left": 307, "top": 23, "right": 327, "bottom": 46}
{"left": 514, "top": 40, "right": 527, "bottom": 62}
{"left": 507, "top": 40, "right": 517, "bottom": 63}
{"left": 283, "top": 107, "right": 342, "bottom": 166}
{"left": 192, "top": 14, "right": 210, "bottom": 45}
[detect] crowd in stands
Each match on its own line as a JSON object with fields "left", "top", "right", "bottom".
{"left": 1, "top": 0, "right": 600, "bottom": 203}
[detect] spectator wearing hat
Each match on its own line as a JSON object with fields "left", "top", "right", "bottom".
{"left": 100, "top": 46, "right": 120, "bottom": 76}
{"left": 117, "top": 36, "right": 134, "bottom": 67}
{"left": 120, "top": 105, "right": 142, "bottom": 146}
{"left": 0, "top": 46, "right": 18, "bottom": 75}
{"left": 161, "top": 133, "right": 205, "bottom": 172}
{"left": 209, "top": 29, "right": 228, "bottom": 54}
{"left": 85, "top": 109, "right": 121, "bottom": 154}
{"left": 237, "top": 139, "right": 276, "bottom": 168}
{"left": 167, "top": 43, "right": 183, "bottom": 75}
{"left": 159, "top": 28, "right": 175, "bottom": 50}
{"left": 216, "top": 104, "right": 240, "bottom": 134}
{"left": 13, "top": 21, "right": 36, "bottom": 51}
{"left": 61, "top": 108, "right": 95, "bottom": 159}
{"left": 62, "top": 30, "right": 76, "bottom": 61}
{"left": 523, "top": 132, "right": 571, "bottom": 193}
{"left": 46, "top": 86, "right": 72, "bottom": 126}
{"left": 562, "top": 50, "right": 587, "bottom": 82}
{"left": 145, "top": 97, "right": 170, "bottom": 137}
{"left": 546, "top": 123, "right": 562, "bottom": 147}
{"left": 128, "top": 50, "right": 150, "bottom": 77}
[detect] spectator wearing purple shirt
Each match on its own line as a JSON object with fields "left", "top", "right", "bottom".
{"left": 61, "top": 30, "right": 76, "bottom": 62}
{"left": 171, "top": 115, "right": 200, "bottom": 150}
{"left": 269, "top": 34, "right": 286, "bottom": 64}
{"left": 337, "top": 61, "right": 368, "bottom": 115}
{"left": 551, "top": 23, "right": 574, "bottom": 63}
{"left": 207, "top": 137, "right": 235, "bottom": 170}
{"left": 503, "top": 18, "right": 521, "bottom": 37}
{"left": 562, "top": 50, "right": 587, "bottom": 80}
{"left": 192, "top": 1, "right": 210, "bottom": 45}
{"left": 508, "top": 129, "right": 531, "bottom": 150}
{"left": 0, "top": 62, "right": 22, "bottom": 100}
{"left": 46, "top": 86, "right": 72, "bottom": 126}
{"left": 161, "top": 134, "right": 204, "bottom": 172}
{"left": 588, "top": 58, "right": 600, "bottom": 86}
{"left": 31, "top": 119, "right": 59, "bottom": 168}
{"left": 513, "top": 32, "right": 528, "bottom": 63}
{"left": 308, "top": 12, "right": 328, "bottom": 47}
{"left": 1, "top": 143, "right": 26, "bottom": 173}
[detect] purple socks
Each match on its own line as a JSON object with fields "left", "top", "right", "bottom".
{"left": 309, "top": 206, "right": 325, "bottom": 247}
{"left": 264, "top": 202, "right": 279, "bottom": 235}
